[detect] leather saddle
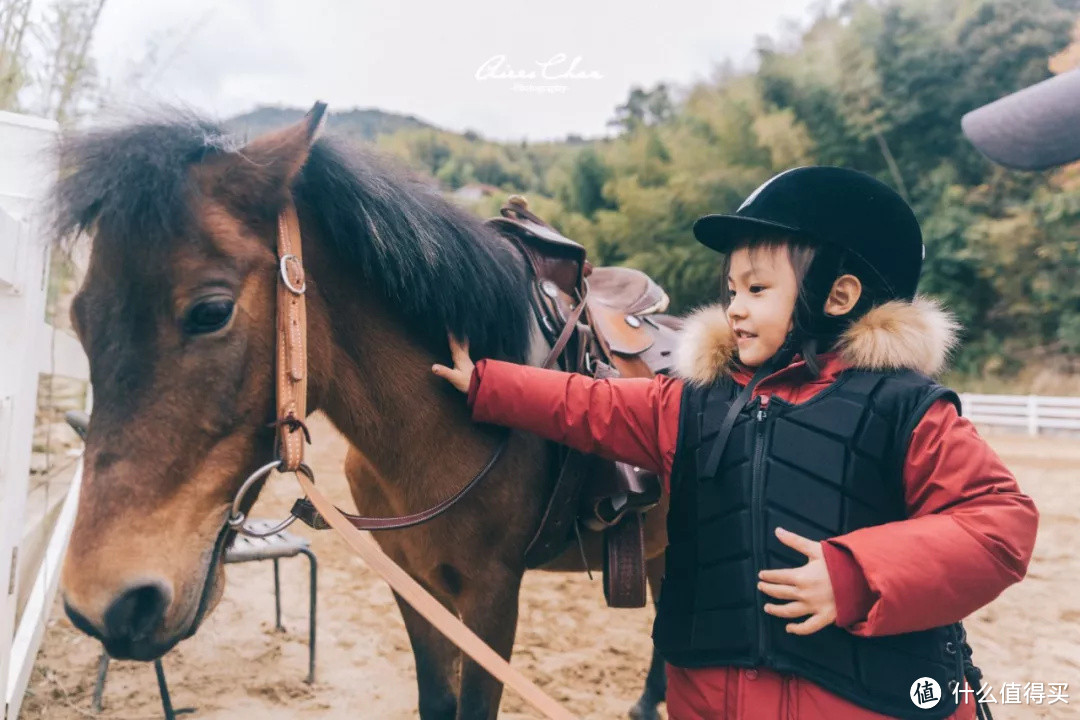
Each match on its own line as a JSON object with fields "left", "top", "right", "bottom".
{"left": 487, "top": 196, "right": 683, "bottom": 608}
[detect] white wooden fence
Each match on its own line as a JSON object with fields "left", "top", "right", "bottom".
{"left": 0, "top": 110, "right": 89, "bottom": 720}
{"left": 958, "top": 393, "right": 1080, "bottom": 435}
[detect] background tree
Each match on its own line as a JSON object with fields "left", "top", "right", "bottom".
{"left": 0, "top": 0, "right": 105, "bottom": 124}
{"left": 0, "top": 0, "right": 32, "bottom": 109}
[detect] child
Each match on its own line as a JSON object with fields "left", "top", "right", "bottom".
{"left": 432, "top": 167, "right": 1037, "bottom": 720}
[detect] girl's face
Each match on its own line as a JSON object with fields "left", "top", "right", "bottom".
{"left": 726, "top": 245, "right": 800, "bottom": 368}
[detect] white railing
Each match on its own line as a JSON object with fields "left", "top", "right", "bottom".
{"left": 958, "top": 393, "right": 1080, "bottom": 435}
{"left": 0, "top": 111, "right": 89, "bottom": 720}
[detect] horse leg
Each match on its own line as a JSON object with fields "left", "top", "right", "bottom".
{"left": 393, "top": 589, "right": 461, "bottom": 720}
{"left": 454, "top": 567, "right": 523, "bottom": 720}
{"left": 630, "top": 555, "right": 667, "bottom": 720}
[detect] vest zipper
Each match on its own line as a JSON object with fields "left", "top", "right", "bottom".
{"left": 752, "top": 394, "right": 770, "bottom": 663}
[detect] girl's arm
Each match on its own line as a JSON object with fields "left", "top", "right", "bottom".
{"left": 433, "top": 336, "right": 683, "bottom": 483}
{"left": 821, "top": 397, "right": 1039, "bottom": 637}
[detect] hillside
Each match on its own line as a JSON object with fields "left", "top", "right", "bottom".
{"left": 226, "top": 105, "right": 437, "bottom": 142}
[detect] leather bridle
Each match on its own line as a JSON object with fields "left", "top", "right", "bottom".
{"left": 226, "top": 200, "right": 511, "bottom": 538}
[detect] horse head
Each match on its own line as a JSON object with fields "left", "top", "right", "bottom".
{"left": 58, "top": 106, "right": 329, "bottom": 660}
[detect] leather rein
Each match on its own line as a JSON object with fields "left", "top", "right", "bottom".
{"left": 226, "top": 199, "right": 581, "bottom": 538}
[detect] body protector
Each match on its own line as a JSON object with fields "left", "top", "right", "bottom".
{"left": 653, "top": 368, "right": 969, "bottom": 720}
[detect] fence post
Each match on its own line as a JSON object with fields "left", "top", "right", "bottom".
{"left": 1027, "top": 395, "right": 1038, "bottom": 436}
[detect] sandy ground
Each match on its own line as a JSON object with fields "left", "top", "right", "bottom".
{"left": 18, "top": 416, "right": 1080, "bottom": 719}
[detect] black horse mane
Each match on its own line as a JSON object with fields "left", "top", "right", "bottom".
{"left": 52, "top": 113, "right": 532, "bottom": 362}
{"left": 295, "top": 139, "right": 531, "bottom": 361}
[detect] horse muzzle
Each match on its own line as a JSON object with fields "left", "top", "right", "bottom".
{"left": 64, "top": 580, "right": 177, "bottom": 660}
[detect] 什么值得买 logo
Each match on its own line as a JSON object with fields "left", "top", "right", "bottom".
{"left": 911, "top": 677, "right": 942, "bottom": 709}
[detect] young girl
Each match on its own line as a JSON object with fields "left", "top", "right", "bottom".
{"left": 432, "top": 166, "right": 1037, "bottom": 720}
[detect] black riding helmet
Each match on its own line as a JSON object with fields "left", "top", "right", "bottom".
{"left": 693, "top": 166, "right": 924, "bottom": 372}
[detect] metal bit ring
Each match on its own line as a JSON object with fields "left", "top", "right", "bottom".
{"left": 227, "top": 460, "right": 313, "bottom": 537}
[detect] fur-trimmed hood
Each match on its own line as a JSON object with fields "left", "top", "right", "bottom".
{"left": 673, "top": 295, "right": 960, "bottom": 387}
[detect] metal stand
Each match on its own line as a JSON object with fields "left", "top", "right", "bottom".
{"left": 91, "top": 656, "right": 193, "bottom": 719}
{"left": 274, "top": 558, "right": 283, "bottom": 630}
{"left": 226, "top": 521, "right": 318, "bottom": 684}
{"left": 298, "top": 547, "right": 317, "bottom": 684}
{"left": 270, "top": 548, "right": 319, "bottom": 683}
{"left": 153, "top": 659, "right": 181, "bottom": 720}
{"left": 90, "top": 653, "right": 108, "bottom": 713}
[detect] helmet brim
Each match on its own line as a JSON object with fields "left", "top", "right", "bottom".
{"left": 692, "top": 214, "right": 809, "bottom": 254}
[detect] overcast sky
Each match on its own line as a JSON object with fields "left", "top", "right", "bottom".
{"left": 90, "top": 0, "right": 820, "bottom": 141}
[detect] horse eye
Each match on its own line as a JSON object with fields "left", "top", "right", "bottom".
{"left": 183, "top": 297, "right": 234, "bottom": 335}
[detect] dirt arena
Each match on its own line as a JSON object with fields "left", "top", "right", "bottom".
{"left": 18, "top": 415, "right": 1080, "bottom": 719}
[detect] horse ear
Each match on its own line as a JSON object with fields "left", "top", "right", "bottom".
{"left": 233, "top": 101, "right": 328, "bottom": 191}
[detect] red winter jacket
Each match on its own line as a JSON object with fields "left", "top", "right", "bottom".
{"left": 464, "top": 300, "right": 1037, "bottom": 720}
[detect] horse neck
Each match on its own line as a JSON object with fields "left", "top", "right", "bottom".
{"left": 303, "top": 237, "right": 514, "bottom": 505}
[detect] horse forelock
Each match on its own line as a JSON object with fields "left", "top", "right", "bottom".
{"left": 53, "top": 113, "right": 230, "bottom": 256}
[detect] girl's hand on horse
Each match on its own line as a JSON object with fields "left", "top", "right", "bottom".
{"left": 432, "top": 334, "right": 475, "bottom": 393}
{"left": 757, "top": 527, "right": 838, "bottom": 635}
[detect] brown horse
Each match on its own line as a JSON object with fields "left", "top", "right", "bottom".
{"left": 55, "top": 108, "right": 670, "bottom": 720}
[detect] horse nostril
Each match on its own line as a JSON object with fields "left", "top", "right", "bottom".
{"left": 103, "top": 583, "right": 169, "bottom": 643}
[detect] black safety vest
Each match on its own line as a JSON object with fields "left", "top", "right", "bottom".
{"left": 653, "top": 369, "right": 970, "bottom": 719}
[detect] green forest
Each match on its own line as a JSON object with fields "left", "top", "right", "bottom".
{"left": 362, "top": 0, "right": 1080, "bottom": 388}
